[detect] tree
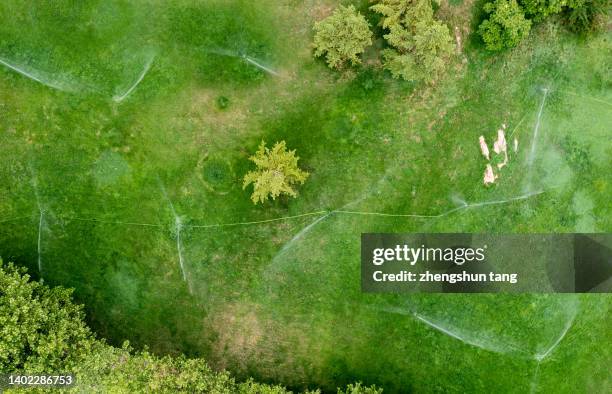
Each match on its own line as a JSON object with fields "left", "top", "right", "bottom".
{"left": 243, "top": 141, "right": 309, "bottom": 204}
{"left": 0, "top": 261, "right": 94, "bottom": 373}
{"left": 371, "top": 0, "right": 455, "bottom": 83}
{"left": 313, "top": 5, "right": 373, "bottom": 69}
{"left": 478, "top": 0, "right": 532, "bottom": 51}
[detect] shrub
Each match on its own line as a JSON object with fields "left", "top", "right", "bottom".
{"left": 313, "top": 5, "right": 373, "bottom": 69}
{"left": 243, "top": 141, "right": 309, "bottom": 204}
{"left": 479, "top": 0, "right": 532, "bottom": 51}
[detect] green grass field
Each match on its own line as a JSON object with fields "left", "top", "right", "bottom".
{"left": 0, "top": 0, "right": 610, "bottom": 392}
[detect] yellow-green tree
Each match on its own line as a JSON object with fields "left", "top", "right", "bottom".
{"left": 243, "top": 141, "right": 309, "bottom": 204}
{"left": 313, "top": 5, "right": 373, "bottom": 69}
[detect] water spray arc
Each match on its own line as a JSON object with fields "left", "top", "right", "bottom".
{"left": 158, "top": 180, "right": 192, "bottom": 294}
{"left": 0, "top": 56, "right": 82, "bottom": 92}
{"left": 113, "top": 53, "right": 156, "bottom": 102}
{"left": 204, "top": 47, "right": 280, "bottom": 76}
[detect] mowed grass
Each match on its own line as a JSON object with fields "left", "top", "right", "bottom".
{"left": 0, "top": 1, "right": 610, "bottom": 392}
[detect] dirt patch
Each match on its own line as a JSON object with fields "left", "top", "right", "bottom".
{"left": 437, "top": 0, "right": 477, "bottom": 34}
{"left": 206, "top": 300, "right": 320, "bottom": 385}
{"left": 310, "top": 3, "right": 334, "bottom": 21}
{"left": 208, "top": 301, "right": 266, "bottom": 370}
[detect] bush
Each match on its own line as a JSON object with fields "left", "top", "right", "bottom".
{"left": 313, "top": 5, "right": 373, "bottom": 69}
{"left": 479, "top": 0, "right": 532, "bottom": 51}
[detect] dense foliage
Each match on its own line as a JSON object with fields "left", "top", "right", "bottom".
{"left": 371, "top": 0, "right": 455, "bottom": 83}
{"left": 0, "top": 262, "right": 93, "bottom": 373}
{"left": 564, "top": 0, "right": 609, "bottom": 32}
{"left": 480, "top": 0, "right": 609, "bottom": 50}
{"left": 313, "top": 5, "right": 373, "bottom": 69}
{"left": 479, "top": 0, "right": 532, "bottom": 51}
{"left": 520, "top": 0, "right": 566, "bottom": 20}
{"left": 0, "top": 261, "right": 381, "bottom": 393}
{"left": 243, "top": 141, "right": 309, "bottom": 204}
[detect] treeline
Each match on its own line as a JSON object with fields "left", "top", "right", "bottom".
{"left": 0, "top": 261, "right": 381, "bottom": 393}
{"left": 311, "top": 0, "right": 609, "bottom": 79}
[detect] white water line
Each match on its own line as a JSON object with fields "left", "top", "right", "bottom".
{"left": 30, "top": 170, "right": 46, "bottom": 280}
{"left": 174, "top": 216, "right": 187, "bottom": 283}
{"left": 528, "top": 88, "right": 549, "bottom": 167}
{"left": 274, "top": 211, "right": 332, "bottom": 258}
{"left": 412, "top": 313, "right": 521, "bottom": 354}
{"left": 558, "top": 89, "right": 612, "bottom": 108}
{"left": 242, "top": 55, "right": 279, "bottom": 76}
{"left": 113, "top": 54, "right": 155, "bottom": 102}
{"left": 534, "top": 310, "right": 576, "bottom": 362}
{"left": 414, "top": 313, "right": 466, "bottom": 342}
{"left": 0, "top": 56, "right": 77, "bottom": 92}
{"left": 268, "top": 193, "right": 373, "bottom": 265}
{"left": 335, "top": 210, "right": 437, "bottom": 219}
{"left": 50, "top": 189, "right": 547, "bottom": 232}
{"left": 376, "top": 305, "right": 528, "bottom": 356}
{"left": 158, "top": 180, "right": 190, "bottom": 292}
{"left": 530, "top": 362, "right": 542, "bottom": 394}
{"left": 188, "top": 211, "right": 327, "bottom": 228}
{"left": 0, "top": 215, "right": 33, "bottom": 223}
{"left": 336, "top": 190, "right": 546, "bottom": 220}
{"left": 203, "top": 48, "right": 279, "bottom": 76}
{"left": 37, "top": 211, "right": 44, "bottom": 277}
{"left": 70, "top": 217, "right": 164, "bottom": 227}
{"left": 508, "top": 114, "right": 527, "bottom": 139}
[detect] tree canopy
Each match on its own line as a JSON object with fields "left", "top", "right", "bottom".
{"left": 371, "top": 0, "right": 455, "bottom": 83}
{"left": 0, "top": 262, "right": 93, "bottom": 373}
{"left": 313, "top": 5, "right": 373, "bottom": 69}
{"left": 478, "top": 0, "right": 532, "bottom": 51}
{"left": 243, "top": 141, "right": 309, "bottom": 204}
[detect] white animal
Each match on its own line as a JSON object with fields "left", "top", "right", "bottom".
{"left": 493, "top": 129, "right": 507, "bottom": 154}
{"left": 479, "top": 136, "right": 490, "bottom": 161}
{"left": 484, "top": 164, "right": 497, "bottom": 185}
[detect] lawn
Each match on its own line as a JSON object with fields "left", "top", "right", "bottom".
{"left": 0, "top": 0, "right": 610, "bottom": 392}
